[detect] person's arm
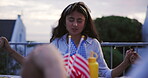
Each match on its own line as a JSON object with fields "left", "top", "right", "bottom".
{"left": 9, "top": 48, "right": 25, "bottom": 65}
{"left": 111, "top": 49, "right": 139, "bottom": 78}
{"left": 0, "top": 37, "right": 25, "bottom": 65}
{"left": 111, "top": 59, "right": 130, "bottom": 77}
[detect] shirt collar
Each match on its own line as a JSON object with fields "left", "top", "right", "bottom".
{"left": 62, "top": 34, "right": 68, "bottom": 41}
{"left": 85, "top": 36, "right": 93, "bottom": 44}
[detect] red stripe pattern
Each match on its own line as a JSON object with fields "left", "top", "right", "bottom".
{"left": 64, "top": 53, "right": 90, "bottom": 78}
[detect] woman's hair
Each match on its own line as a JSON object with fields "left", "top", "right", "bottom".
{"left": 50, "top": 2, "right": 100, "bottom": 42}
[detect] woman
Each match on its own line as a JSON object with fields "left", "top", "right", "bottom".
{"left": 0, "top": 1, "right": 138, "bottom": 78}
{"left": 50, "top": 2, "right": 138, "bottom": 78}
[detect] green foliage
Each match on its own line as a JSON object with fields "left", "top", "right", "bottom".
{"left": 102, "top": 47, "right": 123, "bottom": 68}
{"left": 94, "top": 16, "right": 142, "bottom": 42}
{"left": 0, "top": 52, "right": 8, "bottom": 74}
{"left": 0, "top": 51, "right": 21, "bottom": 75}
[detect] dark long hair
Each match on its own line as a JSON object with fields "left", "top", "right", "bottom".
{"left": 50, "top": 2, "right": 100, "bottom": 42}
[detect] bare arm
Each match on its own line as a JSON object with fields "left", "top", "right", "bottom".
{"left": 111, "top": 59, "right": 130, "bottom": 77}
{"left": 9, "top": 48, "right": 25, "bottom": 65}
{"left": 0, "top": 37, "right": 25, "bottom": 65}
{"left": 111, "top": 49, "right": 139, "bottom": 78}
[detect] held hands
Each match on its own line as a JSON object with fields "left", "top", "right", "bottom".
{"left": 0, "top": 37, "right": 12, "bottom": 52}
{"left": 124, "top": 49, "right": 140, "bottom": 65}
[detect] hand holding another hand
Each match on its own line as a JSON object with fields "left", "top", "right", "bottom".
{"left": 124, "top": 49, "right": 140, "bottom": 65}
{"left": 130, "top": 51, "right": 140, "bottom": 64}
{"left": 0, "top": 37, "right": 12, "bottom": 52}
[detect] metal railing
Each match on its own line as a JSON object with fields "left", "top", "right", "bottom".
{"left": 101, "top": 42, "right": 148, "bottom": 69}
{"left": 1, "top": 42, "right": 148, "bottom": 75}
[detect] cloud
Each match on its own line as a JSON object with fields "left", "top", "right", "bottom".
{"left": 0, "top": 0, "right": 147, "bottom": 42}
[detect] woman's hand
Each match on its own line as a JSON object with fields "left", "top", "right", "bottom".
{"left": 130, "top": 51, "right": 140, "bottom": 64}
{"left": 111, "top": 49, "right": 140, "bottom": 77}
{"left": 0, "top": 37, "right": 12, "bottom": 52}
{"left": 124, "top": 49, "right": 140, "bottom": 65}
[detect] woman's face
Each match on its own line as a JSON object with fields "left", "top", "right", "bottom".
{"left": 66, "top": 10, "right": 85, "bottom": 36}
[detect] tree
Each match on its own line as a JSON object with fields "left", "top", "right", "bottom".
{"left": 94, "top": 16, "right": 142, "bottom": 42}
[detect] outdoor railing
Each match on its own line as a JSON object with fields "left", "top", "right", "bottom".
{"left": 0, "top": 42, "right": 148, "bottom": 76}
{"left": 101, "top": 42, "right": 148, "bottom": 69}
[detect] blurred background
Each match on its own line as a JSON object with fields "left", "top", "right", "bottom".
{"left": 0, "top": 0, "right": 147, "bottom": 42}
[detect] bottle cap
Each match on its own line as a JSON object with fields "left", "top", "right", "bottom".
{"left": 88, "top": 51, "right": 98, "bottom": 62}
